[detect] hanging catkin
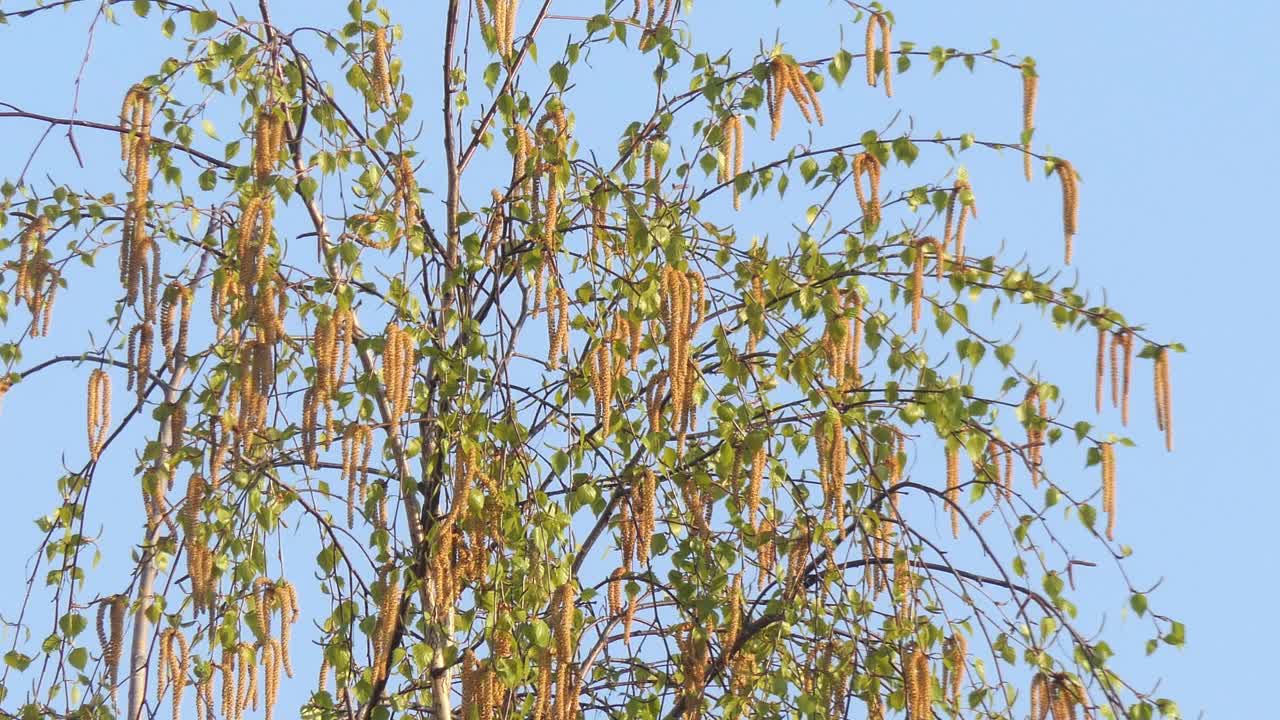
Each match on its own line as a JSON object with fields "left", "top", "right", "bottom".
{"left": 1024, "top": 385, "right": 1047, "bottom": 485}
{"left": 383, "top": 323, "right": 416, "bottom": 422}
{"left": 865, "top": 12, "right": 893, "bottom": 97}
{"left": 746, "top": 275, "right": 765, "bottom": 357}
{"left": 1030, "top": 672, "right": 1051, "bottom": 720}
{"left": 719, "top": 114, "right": 745, "bottom": 209}
{"left": 371, "top": 27, "right": 393, "bottom": 106}
{"left": 766, "top": 55, "right": 824, "bottom": 139}
{"left": 946, "top": 443, "right": 960, "bottom": 538}
{"left": 660, "top": 266, "right": 705, "bottom": 453}
{"left": 1154, "top": 347, "right": 1173, "bottom": 451}
{"left": 1055, "top": 159, "right": 1079, "bottom": 263}
{"left": 944, "top": 631, "right": 967, "bottom": 708}
{"left": 821, "top": 286, "right": 852, "bottom": 389}
{"left": 911, "top": 237, "right": 943, "bottom": 332}
{"left": 747, "top": 441, "right": 766, "bottom": 530}
{"left": 16, "top": 216, "right": 58, "bottom": 337}
{"left": 903, "top": 644, "right": 931, "bottom": 719}
{"left": 852, "top": 152, "right": 882, "bottom": 227}
{"left": 252, "top": 105, "right": 285, "bottom": 185}
{"left": 1101, "top": 441, "right": 1117, "bottom": 540}
{"left": 371, "top": 567, "right": 403, "bottom": 685}
{"left": 87, "top": 369, "right": 111, "bottom": 461}
{"left": 1120, "top": 331, "right": 1134, "bottom": 426}
{"left": 942, "top": 178, "right": 977, "bottom": 268}
{"left": 343, "top": 424, "right": 374, "bottom": 527}
{"left": 494, "top": 0, "right": 520, "bottom": 57}
{"left": 1022, "top": 60, "right": 1038, "bottom": 182}
{"left": 1094, "top": 325, "right": 1106, "bottom": 414}
{"left": 98, "top": 594, "right": 127, "bottom": 708}
{"left": 158, "top": 628, "right": 190, "bottom": 720}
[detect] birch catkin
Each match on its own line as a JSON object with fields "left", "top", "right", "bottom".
{"left": 1154, "top": 347, "right": 1174, "bottom": 451}
{"left": 946, "top": 443, "right": 960, "bottom": 539}
{"left": 1120, "top": 331, "right": 1134, "bottom": 426}
{"left": 1101, "top": 441, "right": 1117, "bottom": 540}
{"left": 865, "top": 12, "right": 893, "bottom": 97}
{"left": 1022, "top": 60, "right": 1038, "bottom": 182}
{"left": 383, "top": 323, "right": 416, "bottom": 422}
{"left": 766, "top": 55, "right": 824, "bottom": 139}
{"left": 720, "top": 114, "right": 746, "bottom": 209}
{"left": 87, "top": 369, "right": 111, "bottom": 461}
{"left": 942, "top": 179, "right": 976, "bottom": 267}
{"left": 99, "top": 594, "right": 127, "bottom": 708}
{"left": 1095, "top": 325, "right": 1106, "bottom": 414}
{"left": 944, "top": 631, "right": 967, "bottom": 708}
{"left": 371, "top": 27, "right": 393, "bottom": 106}
{"left": 911, "top": 237, "right": 943, "bottom": 332}
{"left": 1055, "top": 159, "right": 1079, "bottom": 263}
{"left": 853, "top": 152, "right": 882, "bottom": 227}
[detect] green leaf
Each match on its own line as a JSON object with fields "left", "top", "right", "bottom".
{"left": 133, "top": 0, "right": 150, "bottom": 17}
{"left": 891, "top": 137, "right": 919, "bottom": 166}
{"left": 994, "top": 344, "right": 1015, "bottom": 367}
{"left": 4, "top": 651, "right": 31, "bottom": 671}
{"left": 799, "top": 158, "right": 818, "bottom": 183}
{"left": 1130, "top": 593, "right": 1148, "bottom": 617}
{"left": 550, "top": 62, "right": 569, "bottom": 90}
{"left": 829, "top": 49, "right": 853, "bottom": 85}
{"left": 190, "top": 9, "right": 217, "bottom": 33}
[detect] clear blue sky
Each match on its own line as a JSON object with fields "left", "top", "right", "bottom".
{"left": 0, "top": 2, "right": 1275, "bottom": 718}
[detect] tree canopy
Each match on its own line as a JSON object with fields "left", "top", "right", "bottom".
{"left": 0, "top": 2, "right": 1184, "bottom": 720}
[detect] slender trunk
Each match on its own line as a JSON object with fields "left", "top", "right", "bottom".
{"left": 126, "top": 366, "right": 186, "bottom": 719}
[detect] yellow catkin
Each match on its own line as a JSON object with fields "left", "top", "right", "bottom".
{"left": 767, "top": 56, "right": 823, "bottom": 139}
{"left": 608, "top": 567, "right": 624, "bottom": 617}
{"left": 1030, "top": 673, "right": 1050, "bottom": 720}
{"left": 16, "top": 216, "right": 55, "bottom": 334}
{"left": 253, "top": 105, "right": 285, "bottom": 184}
{"left": 393, "top": 153, "right": 420, "bottom": 244}
{"left": 946, "top": 444, "right": 960, "bottom": 538}
{"left": 383, "top": 323, "right": 416, "bottom": 422}
{"left": 1101, "top": 441, "right": 1117, "bottom": 540}
{"left": 1095, "top": 325, "right": 1106, "bottom": 414}
{"left": 865, "top": 13, "right": 893, "bottom": 97}
{"left": 1106, "top": 328, "right": 1122, "bottom": 411}
{"left": 756, "top": 518, "right": 777, "bottom": 588}
{"left": 945, "top": 632, "right": 967, "bottom": 707}
{"left": 748, "top": 442, "right": 766, "bottom": 530}
{"left": 943, "top": 179, "right": 976, "bottom": 266}
{"left": 903, "top": 645, "right": 930, "bottom": 719}
{"left": 162, "top": 629, "right": 189, "bottom": 720}
{"left": 533, "top": 649, "right": 553, "bottom": 720}
{"left": 1055, "top": 159, "right": 1079, "bottom": 264}
{"left": 371, "top": 568, "right": 404, "bottom": 685}
{"left": 1120, "top": 331, "right": 1134, "bottom": 426}
{"left": 1022, "top": 61, "right": 1038, "bottom": 182}
{"left": 86, "top": 369, "right": 111, "bottom": 461}
{"left": 344, "top": 424, "right": 373, "bottom": 527}
{"left": 853, "top": 152, "right": 883, "bottom": 227}
{"left": 636, "top": 469, "right": 656, "bottom": 565}
{"left": 277, "top": 580, "right": 299, "bottom": 678}
{"left": 720, "top": 114, "right": 746, "bottom": 209}
{"left": 1155, "top": 348, "right": 1174, "bottom": 451}
{"left": 100, "top": 594, "right": 127, "bottom": 708}
{"left": 1024, "top": 385, "right": 1047, "bottom": 485}
{"left": 371, "top": 27, "right": 392, "bottom": 106}
{"left": 220, "top": 645, "right": 236, "bottom": 720}
{"left": 746, "top": 275, "right": 765, "bottom": 357}
{"left": 911, "top": 238, "right": 941, "bottom": 331}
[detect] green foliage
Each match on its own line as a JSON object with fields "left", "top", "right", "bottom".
{"left": 0, "top": 2, "right": 1183, "bottom": 720}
